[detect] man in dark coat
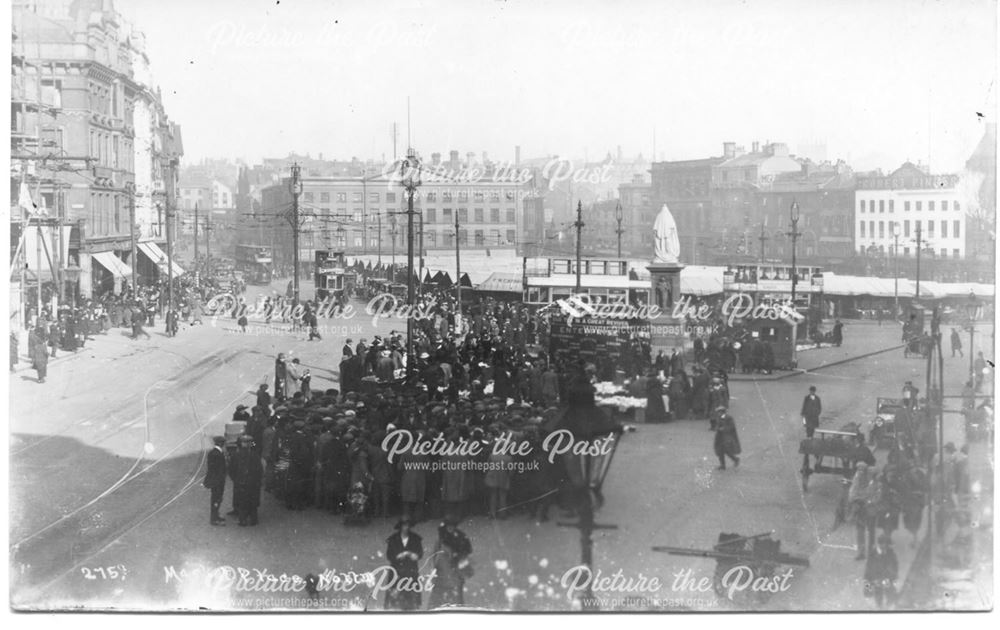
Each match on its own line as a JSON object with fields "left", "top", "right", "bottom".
{"left": 713, "top": 409, "right": 741, "bottom": 470}
{"left": 800, "top": 386, "right": 822, "bottom": 438}
{"left": 342, "top": 338, "right": 354, "bottom": 358}
{"left": 230, "top": 435, "right": 264, "bottom": 525}
{"left": 274, "top": 353, "right": 288, "bottom": 401}
{"left": 256, "top": 384, "right": 271, "bottom": 410}
{"left": 203, "top": 436, "right": 227, "bottom": 526}
{"left": 832, "top": 320, "right": 844, "bottom": 347}
{"left": 29, "top": 326, "right": 48, "bottom": 384}
{"left": 285, "top": 420, "right": 314, "bottom": 510}
{"left": 384, "top": 518, "right": 424, "bottom": 611}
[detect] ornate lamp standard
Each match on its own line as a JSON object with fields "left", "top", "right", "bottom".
{"left": 556, "top": 377, "right": 625, "bottom": 610}
{"left": 615, "top": 201, "right": 624, "bottom": 259}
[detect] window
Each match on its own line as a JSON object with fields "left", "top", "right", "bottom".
{"left": 929, "top": 201, "right": 935, "bottom": 212}
{"left": 941, "top": 200, "right": 948, "bottom": 211}
{"left": 474, "top": 191, "right": 484, "bottom": 202}
{"left": 552, "top": 260, "right": 570, "bottom": 274}
{"left": 458, "top": 191, "right": 469, "bottom": 202}
{"left": 904, "top": 201, "right": 910, "bottom": 212}
{"left": 424, "top": 192, "right": 434, "bottom": 202}
{"left": 904, "top": 247, "right": 910, "bottom": 256}
{"left": 953, "top": 248, "right": 960, "bottom": 258}
{"left": 953, "top": 221, "right": 960, "bottom": 238}
{"left": 506, "top": 209, "right": 516, "bottom": 223}
{"left": 443, "top": 232, "right": 453, "bottom": 247}
{"left": 304, "top": 192, "right": 314, "bottom": 203}
{"left": 426, "top": 231, "right": 437, "bottom": 247}
{"left": 114, "top": 195, "right": 121, "bottom": 233}
{"left": 889, "top": 200, "right": 894, "bottom": 212}
{"left": 426, "top": 209, "right": 436, "bottom": 223}
{"left": 879, "top": 200, "right": 885, "bottom": 213}
{"left": 927, "top": 221, "right": 934, "bottom": 237}
{"left": 442, "top": 191, "right": 453, "bottom": 202}
{"left": 443, "top": 208, "right": 453, "bottom": 221}
{"left": 490, "top": 208, "right": 500, "bottom": 223}
{"left": 458, "top": 208, "right": 468, "bottom": 222}
{"left": 386, "top": 192, "right": 396, "bottom": 203}
{"left": 940, "top": 248, "right": 947, "bottom": 257}
{"left": 458, "top": 229, "right": 467, "bottom": 244}
{"left": 369, "top": 192, "right": 379, "bottom": 203}
{"left": 353, "top": 211, "right": 363, "bottom": 223}
{"left": 320, "top": 192, "right": 330, "bottom": 203}
{"left": 878, "top": 221, "right": 885, "bottom": 238}
{"left": 474, "top": 230, "right": 484, "bottom": 245}
{"left": 860, "top": 222, "right": 866, "bottom": 238}
{"left": 941, "top": 221, "right": 947, "bottom": 238}
{"left": 337, "top": 192, "right": 347, "bottom": 202}
{"left": 474, "top": 208, "right": 484, "bottom": 222}
{"left": 954, "top": 201, "right": 960, "bottom": 212}
{"left": 506, "top": 229, "right": 515, "bottom": 243}
{"left": 869, "top": 220, "right": 874, "bottom": 236}
{"left": 353, "top": 192, "right": 363, "bottom": 203}
{"left": 859, "top": 200, "right": 865, "bottom": 213}
{"left": 916, "top": 201, "right": 922, "bottom": 211}
{"left": 490, "top": 190, "right": 501, "bottom": 201}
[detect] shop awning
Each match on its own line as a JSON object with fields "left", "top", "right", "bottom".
{"left": 92, "top": 251, "right": 133, "bottom": 280}
{"left": 138, "top": 242, "right": 185, "bottom": 277}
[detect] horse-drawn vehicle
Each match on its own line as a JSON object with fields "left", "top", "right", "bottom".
{"left": 652, "top": 532, "right": 809, "bottom": 605}
{"left": 869, "top": 398, "right": 906, "bottom": 449}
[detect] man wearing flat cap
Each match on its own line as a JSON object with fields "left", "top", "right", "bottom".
{"left": 203, "top": 436, "right": 227, "bottom": 526}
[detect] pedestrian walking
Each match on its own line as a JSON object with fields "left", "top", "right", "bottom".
{"left": 29, "top": 326, "right": 48, "bottom": 383}
{"left": 863, "top": 533, "right": 898, "bottom": 609}
{"left": 274, "top": 353, "right": 287, "bottom": 401}
{"left": 800, "top": 386, "right": 822, "bottom": 438}
{"left": 950, "top": 328, "right": 963, "bottom": 357}
{"left": 832, "top": 320, "right": 844, "bottom": 346}
{"left": 713, "top": 407, "right": 741, "bottom": 470}
{"left": 203, "top": 436, "right": 227, "bottom": 526}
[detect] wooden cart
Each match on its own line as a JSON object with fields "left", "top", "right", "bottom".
{"left": 652, "top": 532, "right": 809, "bottom": 604}
{"left": 798, "top": 423, "right": 864, "bottom": 492}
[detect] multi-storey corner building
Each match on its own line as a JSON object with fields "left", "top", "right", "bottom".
{"left": 10, "top": 0, "right": 182, "bottom": 304}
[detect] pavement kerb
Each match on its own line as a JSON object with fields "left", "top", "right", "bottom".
{"left": 727, "top": 344, "right": 906, "bottom": 382}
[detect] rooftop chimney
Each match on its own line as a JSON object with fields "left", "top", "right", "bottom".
{"left": 752, "top": 141, "right": 760, "bottom": 153}
{"left": 449, "top": 150, "right": 460, "bottom": 168}
{"left": 723, "top": 142, "right": 737, "bottom": 159}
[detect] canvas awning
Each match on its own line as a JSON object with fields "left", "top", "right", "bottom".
{"left": 475, "top": 272, "right": 523, "bottom": 293}
{"left": 91, "top": 251, "right": 133, "bottom": 280}
{"left": 138, "top": 242, "right": 185, "bottom": 277}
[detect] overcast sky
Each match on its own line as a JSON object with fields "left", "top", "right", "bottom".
{"left": 118, "top": 0, "right": 996, "bottom": 172}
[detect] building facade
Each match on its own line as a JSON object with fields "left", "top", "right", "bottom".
{"left": 10, "top": 0, "right": 181, "bottom": 303}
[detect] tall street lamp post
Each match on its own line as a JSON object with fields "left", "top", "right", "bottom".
{"left": 966, "top": 293, "right": 981, "bottom": 382}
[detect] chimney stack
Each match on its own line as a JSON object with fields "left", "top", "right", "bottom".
{"left": 431, "top": 152, "right": 441, "bottom": 166}
{"left": 449, "top": 150, "right": 460, "bottom": 168}
{"left": 723, "top": 142, "right": 736, "bottom": 159}
{"left": 752, "top": 141, "right": 759, "bottom": 153}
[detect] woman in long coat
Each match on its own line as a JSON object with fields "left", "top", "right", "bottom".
{"left": 29, "top": 327, "right": 48, "bottom": 383}
{"left": 713, "top": 410, "right": 741, "bottom": 470}
{"left": 384, "top": 519, "right": 424, "bottom": 611}
{"left": 645, "top": 371, "right": 669, "bottom": 423}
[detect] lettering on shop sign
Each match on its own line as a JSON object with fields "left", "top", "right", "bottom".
{"left": 381, "top": 428, "right": 614, "bottom": 465}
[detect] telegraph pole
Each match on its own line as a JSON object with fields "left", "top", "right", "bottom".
{"left": 787, "top": 200, "right": 801, "bottom": 304}
{"left": 915, "top": 221, "right": 923, "bottom": 302}
{"left": 127, "top": 183, "right": 137, "bottom": 292}
{"left": 455, "top": 210, "right": 462, "bottom": 310}
{"left": 194, "top": 201, "right": 199, "bottom": 266}
{"left": 758, "top": 224, "right": 769, "bottom": 264}
{"left": 290, "top": 162, "right": 302, "bottom": 304}
{"left": 377, "top": 213, "right": 382, "bottom": 266}
{"left": 401, "top": 148, "right": 420, "bottom": 378}
{"left": 165, "top": 161, "right": 175, "bottom": 310}
{"left": 574, "top": 200, "right": 584, "bottom": 292}
{"left": 204, "top": 214, "right": 212, "bottom": 275}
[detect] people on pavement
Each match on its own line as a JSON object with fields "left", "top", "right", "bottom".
{"left": 203, "top": 436, "right": 227, "bottom": 526}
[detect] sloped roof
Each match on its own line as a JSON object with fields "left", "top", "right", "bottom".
{"left": 476, "top": 272, "right": 523, "bottom": 293}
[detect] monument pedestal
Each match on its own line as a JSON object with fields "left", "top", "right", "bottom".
{"left": 647, "top": 261, "right": 687, "bottom": 357}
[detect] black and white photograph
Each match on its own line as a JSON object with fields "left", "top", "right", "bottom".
{"left": 4, "top": 0, "right": 997, "bottom": 614}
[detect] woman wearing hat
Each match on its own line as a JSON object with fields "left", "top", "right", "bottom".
{"left": 384, "top": 518, "right": 423, "bottom": 611}
{"left": 428, "top": 515, "right": 473, "bottom": 609}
